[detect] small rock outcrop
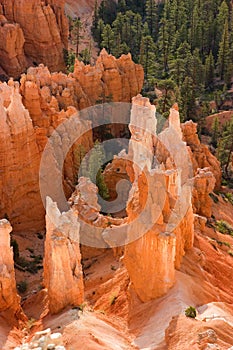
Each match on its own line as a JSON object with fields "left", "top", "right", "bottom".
{"left": 182, "top": 120, "right": 222, "bottom": 189}
{"left": 69, "top": 177, "right": 126, "bottom": 249}
{"left": 0, "top": 219, "right": 21, "bottom": 315}
{"left": 193, "top": 168, "right": 216, "bottom": 218}
{"left": 73, "top": 49, "right": 144, "bottom": 105}
{"left": 0, "top": 19, "right": 27, "bottom": 78}
{"left": 43, "top": 197, "right": 84, "bottom": 314}
{"left": 0, "top": 0, "right": 68, "bottom": 77}
{"left": 14, "top": 328, "right": 65, "bottom": 350}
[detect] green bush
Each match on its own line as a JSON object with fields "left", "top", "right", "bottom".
{"left": 185, "top": 306, "right": 197, "bottom": 318}
{"left": 216, "top": 220, "right": 233, "bottom": 236}
{"left": 225, "top": 193, "right": 233, "bottom": 205}
{"left": 211, "top": 238, "right": 231, "bottom": 248}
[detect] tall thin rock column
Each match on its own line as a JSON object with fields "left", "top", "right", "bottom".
{"left": 43, "top": 197, "right": 84, "bottom": 314}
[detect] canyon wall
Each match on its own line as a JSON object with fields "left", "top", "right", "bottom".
{"left": 0, "top": 0, "right": 68, "bottom": 77}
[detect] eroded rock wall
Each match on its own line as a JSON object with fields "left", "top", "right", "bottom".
{"left": 0, "top": 0, "right": 68, "bottom": 77}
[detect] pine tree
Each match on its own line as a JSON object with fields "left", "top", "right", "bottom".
{"left": 158, "top": 19, "right": 170, "bottom": 72}
{"left": 156, "top": 78, "right": 176, "bottom": 116}
{"left": 145, "top": 0, "right": 158, "bottom": 40}
{"left": 118, "top": 0, "right": 126, "bottom": 13}
{"left": 72, "top": 18, "right": 83, "bottom": 58}
{"left": 169, "top": 58, "right": 185, "bottom": 87}
{"left": 139, "top": 35, "right": 156, "bottom": 82}
{"left": 217, "top": 118, "right": 233, "bottom": 177}
{"left": 216, "top": 1, "right": 229, "bottom": 50}
{"left": 180, "top": 76, "right": 196, "bottom": 121}
{"left": 205, "top": 51, "right": 215, "bottom": 88}
{"left": 96, "top": 19, "right": 105, "bottom": 47}
{"left": 92, "top": 0, "right": 99, "bottom": 36}
{"left": 96, "top": 169, "right": 110, "bottom": 200}
{"left": 217, "top": 19, "right": 232, "bottom": 85}
{"left": 101, "top": 24, "right": 115, "bottom": 53}
{"left": 85, "top": 141, "right": 110, "bottom": 200}
{"left": 190, "top": 48, "right": 204, "bottom": 93}
{"left": 79, "top": 48, "right": 91, "bottom": 64}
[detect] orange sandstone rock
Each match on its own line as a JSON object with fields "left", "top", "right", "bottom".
{"left": 182, "top": 120, "right": 222, "bottom": 189}
{"left": 123, "top": 96, "right": 194, "bottom": 302}
{"left": 43, "top": 197, "right": 84, "bottom": 314}
{"left": 0, "top": 51, "right": 142, "bottom": 233}
{"left": 192, "top": 168, "right": 216, "bottom": 218}
{"left": 0, "top": 219, "right": 20, "bottom": 314}
{"left": 0, "top": 19, "right": 27, "bottom": 78}
{"left": 0, "top": 0, "right": 68, "bottom": 77}
{"left": 0, "top": 85, "right": 44, "bottom": 232}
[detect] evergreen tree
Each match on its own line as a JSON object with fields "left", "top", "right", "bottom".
{"left": 217, "top": 19, "right": 232, "bottom": 85}
{"left": 79, "top": 48, "right": 91, "bottom": 64}
{"left": 101, "top": 24, "right": 115, "bottom": 53}
{"left": 217, "top": 118, "right": 233, "bottom": 177}
{"left": 92, "top": 0, "right": 99, "bottom": 37}
{"left": 139, "top": 35, "right": 156, "bottom": 82}
{"left": 118, "top": 0, "right": 126, "bottom": 13}
{"left": 145, "top": 0, "right": 158, "bottom": 40}
{"left": 180, "top": 76, "right": 196, "bottom": 120}
{"left": 156, "top": 78, "right": 176, "bottom": 116}
{"left": 96, "top": 19, "right": 105, "bottom": 47}
{"left": 85, "top": 141, "right": 110, "bottom": 199}
{"left": 96, "top": 169, "right": 110, "bottom": 200}
{"left": 169, "top": 58, "right": 185, "bottom": 87}
{"left": 98, "top": 0, "right": 117, "bottom": 24}
{"left": 72, "top": 18, "right": 83, "bottom": 58}
{"left": 205, "top": 51, "right": 215, "bottom": 88}
{"left": 216, "top": 1, "right": 229, "bottom": 51}
{"left": 157, "top": 18, "right": 170, "bottom": 73}
{"left": 91, "top": 0, "right": 233, "bottom": 121}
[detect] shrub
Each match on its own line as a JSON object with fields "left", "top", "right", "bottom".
{"left": 185, "top": 306, "right": 197, "bottom": 318}
{"left": 225, "top": 192, "right": 233, "bottom": 205}
{"left": 211, "top": 238, "right": 231, "bottom": 248}
{"left": 216, "top": 220, "right": 233, "bottom": 236}
{"left": 17, "top": 280, "right": 28, "bottom": 294}
{"left": 209, "top": 193, "right": 219, "bottom": 203}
